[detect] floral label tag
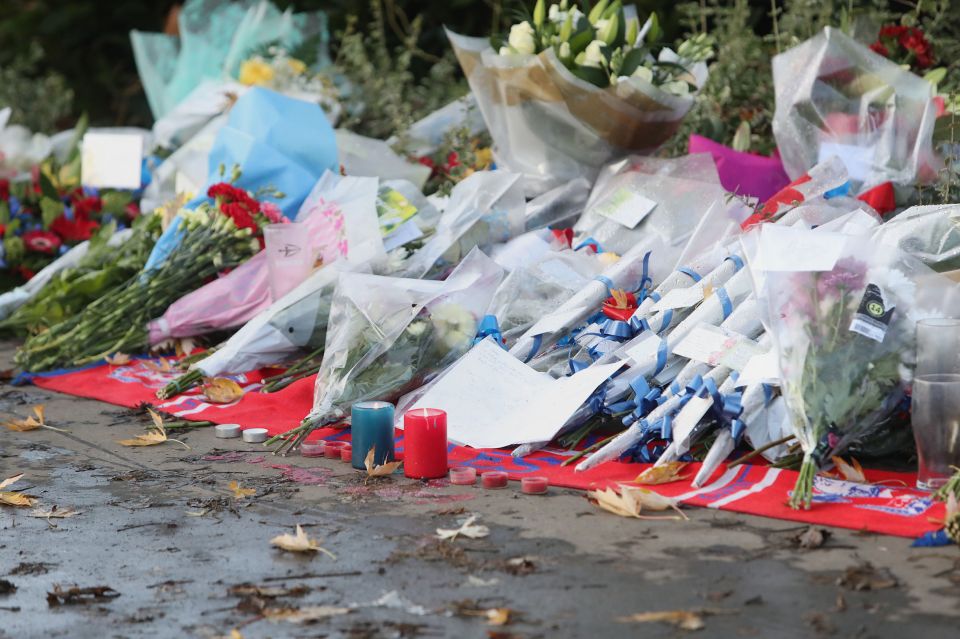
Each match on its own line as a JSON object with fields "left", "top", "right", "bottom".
{"left": 849, "top": 283, "right": 895, "bottom": 343}
{"left": 594, "top": 187, "right": 657, "bottom": 229}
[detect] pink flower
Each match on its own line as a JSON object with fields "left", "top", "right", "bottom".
{"left": 261, "top": 201, "right": 287, "bottom": 224}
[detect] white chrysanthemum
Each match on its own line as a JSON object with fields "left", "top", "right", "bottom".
{"left": 867, "top": 267, "right": 916, "bottom": 308}
{"left": 581, "top": 40, "right": 606, "bottom": 68}
{"left": 431, "top": 303, "right": 477, "bottom": 350}
{"left": 508, "top": 21, "right": 537, "bottom": 55}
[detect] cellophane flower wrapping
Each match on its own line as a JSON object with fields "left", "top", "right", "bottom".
{"left": 309, "top": 248, "right": 504, "bottom": 420}
{"left": 757, "top": 230, "right": 960, "bottom": 508}
{"left": 448, "top": 30, "right": 705, "bottom": 196}
{"left": 772, "top": 26, "right": 938, "bottom": 189}
{"left": 573, "top": 153, "right": 723, "bottom": 255}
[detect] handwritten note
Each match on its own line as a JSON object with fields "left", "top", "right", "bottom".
{"left": 81, "top": 132, "right": 143, "bottom": 189}
{"left": 409, "top": 339, "right": 620, "bottom": 448}
{"left": 672, "top": 324, "right": 762, "bottom": 371}
{"left": 593, "top": 187, "right": 657, "bottom": 229}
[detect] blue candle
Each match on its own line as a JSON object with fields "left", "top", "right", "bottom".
{"left": 350, "top": 401, "right": 396, "bottom": 470}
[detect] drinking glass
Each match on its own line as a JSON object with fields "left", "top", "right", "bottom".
{"left": 912, "top": 318, "right": 960, "bottom": 490}
{"left": 264, "top": 223, "right": 313, "bottom": 301}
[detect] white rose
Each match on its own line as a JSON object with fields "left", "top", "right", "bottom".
{"left": 508, "top": 21, "right": 537, "bottom": 55}
{"left": 582, "top": 40, "right": 606, "bottom": 68}
{"left": 630, "top": 65, "right": 654, "bottom": 83}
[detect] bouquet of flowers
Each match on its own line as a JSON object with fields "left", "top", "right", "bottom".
{"left": 758, "top": 230, "right": 960, "bottom": 508}
{"left": 0, "top": 214, "right": 162, "bottom": 334}
{"left": 772, "top": 26, "right": 938, "bottom": 189}
{"left": 237, "top": 47, "right": 340, "bottom": 122}
{"left": 448, "top": 0, "right": 712, "bottom": 194}
{"left": 269, "top": 248, "right": 504, "bottom": 453}
{"left": 15, "top": 180, "right": 279, "bottom": 372}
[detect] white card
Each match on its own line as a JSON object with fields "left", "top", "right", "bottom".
{"left": 818, "top": 143, "right": 872, "bottom": 181}
{"left": 383, "top": 219, "right": 424, "bottom": 252}
{"left": 81, "top": 132, "right": 143, "bottom": 189}
{"left": 735, "top": 350, "right": 781, "bottom": 388}
{"left": 755, "top": 225, "right": 846, "bottom": 272}
{"left": 593, "top": 187, "right": 657, "bottom": 229}
{"left": 523, "top": 305, "right": 591, "bottom": 338}
{"left": 651, "top": 284, "right": 705, "bottom": 312}
{"left": 410, "top": 339, "right": 620, "bottom": 448}
{"left": 672, "top": 324, "right": 762, "bottom": 371}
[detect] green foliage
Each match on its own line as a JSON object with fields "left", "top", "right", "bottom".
{"left": 0, "top": 43, "right": 73, "bottom": 132}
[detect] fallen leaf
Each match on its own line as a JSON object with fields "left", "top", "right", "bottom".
{"left": 364, "top": 447, "right": 402, "bottom": 478}
{"left": 0, "top": 474, "right": 24, "bottom": 490}
{"left": 229, "top": 631, "right": 243, "bottom": 639}
{"left": 830, "top": 456, "right": 866, "bottom": 483}
{"left": 29, "top": 506, "right": 81, "bottom": 519}
{"left": 105, "top": 353, "right": 132, "bottom": 366}
{"left": 792, "top": 526, "right": 830, "bottom": 550}
{"left": 618, "top": 610, "right": 705, "bottom": 630}
{"left": 836, "top": 563, "right": 897, "bottom": 591}
{"left": 228, "top": 583, "right": 310, "bottom": 598}
{"left": 486, "top": 608, "right": 512, "bottom": 626}
{"left": 228, "top": 481, "right": 255, "bottom": 500}
{"left": 436, "top": 515, "right": 490, "bottom": 541}
{"left": 262, "top": 605, "right": 350, "bottom": 623}
{"left": 0, "top": 473, "right": 35, "bottom": 508}
{"left": 143, "top": 358, "right": 174, "bottom": 373}
{"left": 635, "top": 462, "right": 689, "bottom": 485}
{"left": 588, "top": 485, "right": 688, "bottom": 520}
{"left": 47, "top": 584, "right": 120, "bottom": 606}
{"left": 5, "top": 405, "right": 45, "bottom": 431}
{"left": 270, "top": 525, "right": 336, "bottom": 559}
{"left": 203, "top": 377, "right": 244, "bottom": 403}
{"left": 117, "top": 409, "right": 189, "bottom": 449}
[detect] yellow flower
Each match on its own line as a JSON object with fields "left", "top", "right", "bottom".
{"left": 238, "top": 59, "right": 274, "bottom": 86}
{"left": 287, "top": 58, "right": 307, "bottom": 75}
{"left": 474, "top": 147, "right": 494, "bottom": 169}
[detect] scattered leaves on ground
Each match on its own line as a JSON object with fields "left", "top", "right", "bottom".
{"left": 228, "top": 583, "right": 310, "bottom": 598}
{"left": 485, "top": 608, "right": 512, "bottom": 626}
{"left": 364, "top": 448, "right": 402, "bottom": 478}
{"left": 262, "top": 605, "right": 350, "bottom": 623}
{"left": 117, "top": 409, "right": 189, "bottom": 449}
{"left": 29, "top": 506, "right": 81, "bottom": 520}
{"left": 47, "top": 584, "right": 120, "bottom": 606}
{"left": 635, "top": 462, "right": 690, "bottom": 485}
{"left": 618, "top": 610, "right": 706, "bottom": 630}
{"left": 270, "top": 525, "right": 336, "bottom": 559}
{"left": 0, "top": 473, "right": 36, "bottom": 508}
{"left": 105, "top": 353, "right": 132, "bottom": 366}
{"left": 0, "top": 579, "right": 16, "bottom": 595}
{"left": 228, "top": 481, "right": 255, "bottom": 500}
{"left": 4, "top": 405, "right": 46, "bottom": 431}
{"left": 836, "top": 563, "right": 897, "bottom": 591}
{"left": 792, "top": 526, "right": 831, "bottom": 550}
{"left": 588, "top": 485, "right": 688, "bottom": 520}
{"left": 203, "top": 377, "right": 244, "bottom": 404}
{"left": 436, "top": 515, "right": 490, "bottom": 541}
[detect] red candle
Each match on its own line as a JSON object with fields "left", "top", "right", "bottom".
{"left": 301, "top": 440, "right": 325, "bottom": 458}
{"left": 521, "top": 476, "right": 548, "bottom": 495}
{"left": 340, "top": 444, "right": 352, "bottom": 462}
{"left": 403, "top": 408, "right": 448, "bottom": 479}
{"left": 324, "top": 441, "right": 346, "bottom": 459}
{"left": 449, "top": 466, "right": 477, "bottom": 485}
{"left": 481, "top": 471, "right": 508, "bottom": 489}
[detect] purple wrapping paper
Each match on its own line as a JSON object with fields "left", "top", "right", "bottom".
{"left": 688, "top": 134, "right": 790, "bottom": 202}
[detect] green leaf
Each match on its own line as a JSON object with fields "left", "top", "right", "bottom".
{"left": 571, "top": 65, "right": 610, "bottom": 87}
{"left": 65, "top": 112, "right": 89, "bottom": 165}
{"left": 89, "top": 220, "right": 117, "bottom": 252}
{"left": 100, "top": 190, "right": 133, "bottom": 215}
{"left": 39, "top": 197, "right": 64, "bottom": 228}
{"left": 924, "top": 67, "right": 947, "bottom": 88}
{"left": 38, "top": 171, "right": 59, "bottom": 200}
{"left": 646, "top": 12, "right": 662, "bottom": 44}
{"left": 587, "top": 0, "right": 608, "bottom": 24}
{"left": 619, "top": 47, "right": 648, "bottom": 77}
{"left": 569, "top": 25, "right": 595, "bottom": 57}
{"left": 0, "top": 200, "right": 9, "bottom": 226}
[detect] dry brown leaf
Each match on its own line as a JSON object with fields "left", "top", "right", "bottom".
{"left": 830, "top": 456, "right": 866, "bottom": 483}
{"left": 229, "top": 631, "right": 243, "bottom": 639}
{"left": 29, "top": 506, "right": 81, "bottom": 519}
{"left": 105, "top": 353, "right": 132, "bottom": 366}
{"left": 364, "top": 447, "right": 402, "bottom": 477}
{"left": 228, "top": 480, "right": 255, "bottom": 500}
{"left": 5, "top": 405, "right": 45, "bottom": 431}
{"left": 486, "top": 608, "right": 512, "bottom": 626}
{"left": 203, "top": 377, "right": 244, "bottom": 404}
{"left": 588, "top": 486, "right": 688, "bottom": 520}
{"left": 270, "top": 525, "right": 336, "bottom": 559}
{"left": 0, "top": 474, "right": 35, "bottom": 508}
{"left": 0, "top": 474, "right": 24, "bottom": 490}
{"left": 174, "top": 338, "right": 198, "bottom": 358}
{"left": 144, "top": 358, "right": 174, "bottom": 373}
{"left": 262, "top": 605, "right": 350, "bottom": 623}
{"left": 117, "top": 410, "right": 189, "bottom": 449}
{"left": 635, "top": 462, "right": 690, "bottom": 485}
{"left": 436, "top": 515, "right": 490, "bottom": 541}
{"left": 618, "top": 610, "right": 705, "bottom": 631}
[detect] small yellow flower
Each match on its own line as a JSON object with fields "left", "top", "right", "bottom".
{"left": 238, "top": 59, "right": 275, "bottom": 86}
{"left": 474, "top": 147, "right": 494, "bottom": 169}
{"left": 287, "top": 58, "right": 307, "bottom": 75}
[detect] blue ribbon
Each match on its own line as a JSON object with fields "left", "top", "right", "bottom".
{"left": 677, "top": 266, "right": 702, "bottom": 282}
{"left": 523, "top": 334, "right": 542, "bottom": 363}
{"left": 715, "top": 286, "right": 733, "bottom": 319}
{"left": 594, "top": 275, "right": 614, "bottom": 294}
{"left": 473, "top": 315, "right": 505, "bottom": 348}
{"left": 823, "top": 181, "right": 851, "bottom": 199}
{"left": 725, "top": 254, "right": 745, "bottom": 272}
{"left": 654, "top": 338, "right": 669, "bottom": 375}
{"left": 655, "top": 308, "right": 674, "bottom": 334}
{"left": 575, "top": 237, "right": 604, "bottom": 252}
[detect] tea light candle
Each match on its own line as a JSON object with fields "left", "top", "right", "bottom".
{"left": 350, "top": 401, "right": 396, "bottom": 470}
{"left": 340, "top": 444, "right": 352, "bottom": 462}
{"left": 242, "top": 428, "right": 268, "bottom": 443}
{"left": 521, "top": 476, "right": 549, "bottom": 495}
{"left": 324, "top": 441, "right": 346, "bottom": 459}
{"left": 301, "top": 440, "right": 325, "bottom": 457}
{"left": 403, "top": 408, "right": 448, "bottom": 480}
{"left": 449, "top": 466, "right": 477, "bottom": 485}
{"left": 481, "top": 471, "right": 508, "bottom": 489}
{"left": 214, "top": 423, "right": 241, "bottom": 439}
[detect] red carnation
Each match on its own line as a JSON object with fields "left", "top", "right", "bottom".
{"left": 0, "top": 179, "right": 9, "bottom": 201}
{"left": 869, "top": 42, "right": 889, "bottom": 57}
{"left": 72, "top": 195, "right": 103, "bottom": 218}
{"left": 221, "top": 201, "right": 258, "bottom": 232}
{"left": 23, "top": 230, "right": 62, "bottom": 254}
{"left": 125, "top": 201, "right": 140, "bottom": 219}
{"left": 51, "top": 212, "right": 99, "bottom": 242}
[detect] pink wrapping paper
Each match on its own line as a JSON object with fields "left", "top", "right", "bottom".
{"left": 148, "top": 199, "right": 349, "bottom": 344}
{"left": 688, "top": 134, "right": 790, "bottom": 202}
